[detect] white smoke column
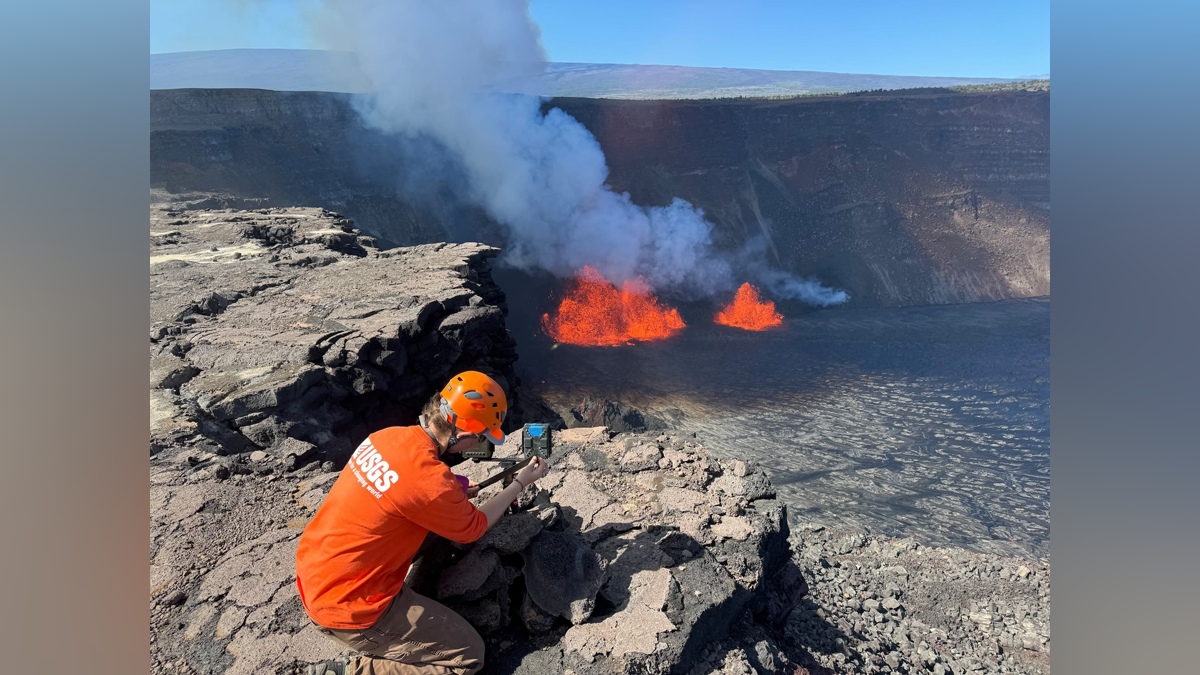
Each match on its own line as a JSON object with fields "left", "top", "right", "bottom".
{"left": 318, "top": 0, "right": 845, "bottom": 304}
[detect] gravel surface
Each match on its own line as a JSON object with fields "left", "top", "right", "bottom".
{"left": 681, "top": 524, "right": 1049, "bottom": 675}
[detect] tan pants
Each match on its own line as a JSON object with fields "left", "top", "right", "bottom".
{"left": 315, "top": 585, "right": 485, "bottom": 675}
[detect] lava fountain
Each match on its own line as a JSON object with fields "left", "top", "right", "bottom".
{"left": 542, "top": 266, "right": 686, "bottom": 346}
{"left": 714, "top": 283, "right": 784, "bottom": 330}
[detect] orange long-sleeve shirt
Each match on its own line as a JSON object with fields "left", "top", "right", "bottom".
{"left": 295, "top": 425, "right": 488, "bottom": 629}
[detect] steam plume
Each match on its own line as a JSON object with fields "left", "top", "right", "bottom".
{"left": 755, "top": 269, "right": 850, "bottom": 306}
{"left": 317, "top": 0, "right": 846, "bottom": 304}
{"left": 737, "top": 236, "right": 851, "bottom": 306}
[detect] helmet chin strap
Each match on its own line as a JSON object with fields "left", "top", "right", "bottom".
{"left": 418, "top": 414, "right": 436, "bottom": 440}
{"left": 418, "top": 414, "right": 453, "bottom": 453}
{"left": 421, "top": 411, "right": 469, "bottom": 456}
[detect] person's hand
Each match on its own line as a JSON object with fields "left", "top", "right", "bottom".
{"left": 466, "top": 481, "right": 481, "bottom": 498}
{"left": 516, "top": 456, "right": 549, "bottom": 488}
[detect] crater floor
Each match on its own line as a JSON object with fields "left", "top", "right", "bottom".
{"left": 523, "top": 298, "right": 1050, "bottom": 559}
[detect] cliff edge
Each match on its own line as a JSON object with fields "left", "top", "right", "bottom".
{"left": 148, "top": 207, "right": 1048, "bottom": 674}
{"left": 150, "top": 204, "right": 518, "bottom": 464}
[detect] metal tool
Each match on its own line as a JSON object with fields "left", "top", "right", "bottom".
{"left": 468, "top": 423, "right": 553, "bottom": 490}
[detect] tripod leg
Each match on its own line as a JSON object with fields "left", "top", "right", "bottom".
{"left": 502, "top": 475, "right": 520, "bottom": 513}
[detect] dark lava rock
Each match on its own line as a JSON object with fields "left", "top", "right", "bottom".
{"left": 519, "top": 592, "right": 557, "bottom": 634}
{"left": 149, "top": 205, "right": 518, "bottom": 461}
{"left": 437, "top": 549, "right": 504, "bottom": 603}
{"left": 521, "top": 530, "right": 605, "bottom": 625}
{"left": 471, "top": 510, "right": 544, "bottom": 555}
{"left": 569, "top": 396, "right": 667, "bottom": 433}
{"left": 153, "top": 422, "right": 802, "bottom": 675}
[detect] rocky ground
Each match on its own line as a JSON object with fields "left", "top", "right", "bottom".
{"left": 149, "top": 206, "right": 1049, "bottom": 674}
{"left": 150, "top": 204, "right": 520, "bottom": 465}
{"left": 150, "top": 427, "right": 800, "bottom": 674}
{"left": 767, "top": 529, "right": 1047, "bottom": 675}
{"left": 150, "top": 426, "right": 1049, "bottom": 675}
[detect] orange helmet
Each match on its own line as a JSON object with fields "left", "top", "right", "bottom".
{"left": 439, "top": 371, "right": 509, "bottom": 444}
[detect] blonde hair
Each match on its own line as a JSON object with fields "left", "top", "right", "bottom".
{"left": 422, "top": 393, "right": 454, "bottom": 435}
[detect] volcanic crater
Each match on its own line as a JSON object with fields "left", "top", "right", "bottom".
{"left": 149, "top": 84, "right": 1051, "bottom": 674}
{"left": 151, "top": 85, "right": 1050, "bottom": 558}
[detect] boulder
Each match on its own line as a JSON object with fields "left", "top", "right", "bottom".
{"left": 712, "top": 516, "right": 755, "bottom": 541}
{"left": 568, "top": 396, "right": 668, "bottom": 433}
{"left": 471, "top": 510, "right": 544, "bottom": 555}
{"left": 453, "top": 596, "right": 506, "bottom": 635}
{"left": 555, "top": 426, "right": 610, "bottom": 446}
{"left": 712, "top": 469, "right": 776, "bottom": 502}
{"left": 560, "top": 568, "right": 677, "bottom": 663}
{"left": 619, "top": 442, "right": 663, "bottom": 473}
{"left": 437, "top": 549, "right": 504, "bottom": 603}
{"left": 273, "top": 437, "right": 317, "bottom": 465}
{"left": 756, "top": 561, "right": 808, "bottom": 628}
{"left": 521, "top": 530, "right": 606, "bottom": 625}
{"left": 520, "top": 592, "right": 557, "bottom": 634}
{"left": 553, "top": 471, "right": 613, "bottom": 530}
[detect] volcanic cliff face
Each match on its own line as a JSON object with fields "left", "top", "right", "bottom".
{"left": 149, "top": 204, "right": 519, "bottom": 463}
{"left": 151, "top": 88, "right": 1049, "bottom": 307}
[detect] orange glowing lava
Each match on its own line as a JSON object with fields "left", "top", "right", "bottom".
{"left": 714, "top": 283, "right": 784, "bottom": 331}
{"left": 542, "top": 266, "right": 686, "bottom": 346}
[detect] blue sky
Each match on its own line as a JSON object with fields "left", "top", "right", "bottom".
{"left": 150, "top": 1, "right": 1049, "bottom": 78}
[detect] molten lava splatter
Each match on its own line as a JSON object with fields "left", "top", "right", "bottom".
{"left": 542, "top": 266, "right": 686, "bottom": 346}
{"left": 714, "top": 283, "right": 784, "bottom": 330}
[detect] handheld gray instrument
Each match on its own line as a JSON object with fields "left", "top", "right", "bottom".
{"left": 469, "top": 423, "right": 553, "bottom": 490}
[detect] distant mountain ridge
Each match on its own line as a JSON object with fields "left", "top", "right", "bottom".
{"left": 150, "top": 48, "right": 1021, "bottom": 99}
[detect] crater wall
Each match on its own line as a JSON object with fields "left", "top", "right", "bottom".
{"left": 151, "top": 88, "right": 1049, "bottom": 307}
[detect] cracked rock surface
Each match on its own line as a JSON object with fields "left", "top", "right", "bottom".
{"left": 149, "top": 205, "right": 522, "bottom": 673}
{"left": 150, "top": 425, "right": 799, "bottom": 675}
{"left": 772, "top": 526, "right": 1049, "bottom": 675}
{"left": 434, "top": 428, "right": 797, "bottom": 675}
{"left": 685, "top": 527, "right": 1050, "bottom": 675}
{"left": 151, "top": 391, "right": 1049, "bottom": 675}
{"left": 149, "top": 204, "right": 519, "bottom": 464}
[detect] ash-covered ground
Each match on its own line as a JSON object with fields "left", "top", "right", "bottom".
{"left": 520, "top": 298, "right": 1050, "bottom": 560}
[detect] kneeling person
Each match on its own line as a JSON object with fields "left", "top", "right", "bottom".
{"left": 296, "top": 371, "right": 549, "bottom": 675}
